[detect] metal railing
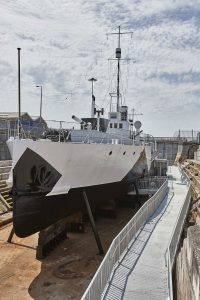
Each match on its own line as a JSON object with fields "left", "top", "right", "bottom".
{"left": 0, "top": 119, "right": 48, "bottom": 141}
{"left": 136, "top": 176, "right": 167, "bottom": 190}
{"left": 81, "top": 180, "right": 168, "bottom": 300}
{"left": 165, "top": 166, "right": 191, "bottom": 299}
{"left": 71, "top": 130, "right": 134, "bottom": 145}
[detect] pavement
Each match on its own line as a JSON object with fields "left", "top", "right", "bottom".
{"left": 103, "top": 166, "right": 190, "bottom": 300}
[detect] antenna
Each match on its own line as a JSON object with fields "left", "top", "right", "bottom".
{"left": 107, "top": 26, "right": 133, "bottom": 112}
{"left": 130, "top": 108, "right": 143, "bottom": 124}
{"left": 109, "top": 92, "right": 117, "bottom": 112}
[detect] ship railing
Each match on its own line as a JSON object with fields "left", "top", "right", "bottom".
{"left": 81, "top": 180, "right": 168, "bottom": 300}
{"left": 165, "top": 166, "right": 191, "bottom": 300}
{"left": 71, "top": 131, "right": 133, "bottom": 145}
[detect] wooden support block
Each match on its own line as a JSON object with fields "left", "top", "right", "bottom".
{"left": 36, "top": 218, "right": 68, "bottom": 259}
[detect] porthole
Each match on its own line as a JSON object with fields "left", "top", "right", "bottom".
{"left": 133, "top": 152, "right": 135, "bottom": 155}
{"left": 109, "top": 151, "right": 112, "bottom": 155}
{"left": 123, "top": 151, "right": 126, "bottom": 155}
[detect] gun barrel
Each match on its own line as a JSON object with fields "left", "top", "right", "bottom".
{"left": 72, "top": 115, "right": 86, "bottom": 125}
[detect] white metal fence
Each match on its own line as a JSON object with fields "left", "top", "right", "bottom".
{"left": 165, "top": 165, "right": 191, "bottom": 299}
{"left": 81, "top": 180, "right": 168, "bottom": 300}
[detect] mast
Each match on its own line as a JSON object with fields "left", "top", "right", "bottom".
{"left": 107, "top": 26, "right": 133, "bottom": 112}
{"left": 116, "top": 26, "right": 121, "bottom": 112}
{"left": 88, "top": 77, "right": 97, "bottom": 118}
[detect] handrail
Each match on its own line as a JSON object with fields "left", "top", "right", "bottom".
{"left": 81, "top": 180, "right": 168, "bottom": 300}
{"left": 71, "top": 129, "right": 135, "bottom": 145}
{"left": 165, "top": 165, "right": 191, "bottom": 300}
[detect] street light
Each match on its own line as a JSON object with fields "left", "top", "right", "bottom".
{"left": 36, "top": 85, "right": 43, "bottom": 123}
{"left": 88, "top": 78, "right": 97, "bottom": 118}
{"left": 17, "top": 48, "right": 21, "bottom": 137}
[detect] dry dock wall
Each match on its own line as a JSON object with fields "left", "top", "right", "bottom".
{"left": 175, "top": 143, "right": 199, "bottom": 163}
{"left": 0, "top": 133, "right": 11, "bottom": 160}
{"left": 0, "top": 142, "right": 11, "bottom": 160}
{"left": 156, "top": 140, "right": 179, "bottom": 165}
{"left": 176, "top": 225, "right": 200, "bottom": 300}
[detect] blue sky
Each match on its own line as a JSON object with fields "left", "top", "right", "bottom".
{"left": 0, "top": 0, "right": 200, "bottom": 136}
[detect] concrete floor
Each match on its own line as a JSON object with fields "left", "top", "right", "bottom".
{"left": 0, "top": 205, "right": 138, "bottom": 300}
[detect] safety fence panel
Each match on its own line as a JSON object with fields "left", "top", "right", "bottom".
{"left": 81, "top": 180, "right": 169, "bottom": 300}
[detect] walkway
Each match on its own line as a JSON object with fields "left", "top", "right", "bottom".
{"left": 102, "top": 166, "right": 190, "bottom": 300}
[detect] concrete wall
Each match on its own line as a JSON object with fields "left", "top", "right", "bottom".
{"left": 0, "top": 142, "right": 11, "bottom": 160}
{"left": 175, "top": 143, "right": 199, "bottom": 163}
{"left": 176, "top": 225, "right": 200, "bottom": 300}
{"left": 156, "top": 141, "right": 179, "bottom": 165}
{"left": 0, "top": 132, "right": 11, "bottom": 160}
{"left": 156, "top": 141, "right": 199, "bottom": 165}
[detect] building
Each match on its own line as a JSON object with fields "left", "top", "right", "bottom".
{"left": 0, "top": 112, "right": 48, "bottom": 160}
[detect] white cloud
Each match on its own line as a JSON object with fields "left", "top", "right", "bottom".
{"left": 0, "top": 0, "right": 200, "bottom": 135}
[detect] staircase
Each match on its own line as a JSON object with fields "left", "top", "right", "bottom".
{"left": 0, "top": 160, "right": 13, "bottom": 214}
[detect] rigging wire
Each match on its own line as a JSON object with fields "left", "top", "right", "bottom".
{"left": 119, "top": 68, "right": 126, "bottom": 106}
{"left": 100, "top": 63, "right": 118, "bottom": 107}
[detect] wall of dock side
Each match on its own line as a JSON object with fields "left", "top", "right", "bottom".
{"left": 0, "top": 142, "right": 11, "bottom": 161}
{"left": 176, "top": 225, "right": 200, "bottom": 300}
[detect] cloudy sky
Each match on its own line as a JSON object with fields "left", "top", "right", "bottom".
{"left": 0, "top": 0, "right": 200, "bottom": 136}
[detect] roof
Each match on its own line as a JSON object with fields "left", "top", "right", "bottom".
{"left": 31, "top": 116, "right": 47, "bottom": 124}
{"left": 0, "top": 112, "right": 31, "bottom": 120}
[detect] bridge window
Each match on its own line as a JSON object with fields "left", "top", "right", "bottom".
{"left": 110, "top": 112, "right": 117, "bottom": 119}
{"left": 119, "top": 123, "right": 123, "bottom": 129}
{"left": 114, "top": 123, "right": 117, "bottom": 128}
{"left": 121, "top": 112, "right": 127, "bottom": 121}
{"left": 110, "top": 123, "right": 112, "bottom": 128}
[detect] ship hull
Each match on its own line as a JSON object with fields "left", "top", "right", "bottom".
{"left": 8, "top": 139, "right": 150, "bottom": 237}
{"left": 13, "top": 180, "right": 130, "bottom": 237}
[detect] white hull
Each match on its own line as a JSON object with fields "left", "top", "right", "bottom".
{"left": 8, "top": 139, "right": 146, "bottom": 196}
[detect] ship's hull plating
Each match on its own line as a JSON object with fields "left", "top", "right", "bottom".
{"left": 13, "top": 181, "right": 130, "bottom": 237}
{"left": 8, "top": 139, "right": 150, "bottom": 237}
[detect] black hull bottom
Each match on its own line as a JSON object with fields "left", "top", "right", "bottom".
{"left": 13, "top": 181, "right": 130, "bottom": 237}
{"left": 12, "top": 147, "right": 149, "bottom": 237}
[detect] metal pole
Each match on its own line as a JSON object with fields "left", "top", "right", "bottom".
{"left": 59, "top": 121, "right": 61, "bottom": 142}
{"left": 40, "top": 86, "right": 42, "bottom": 123}
{"left": 7, "top": 227, "right": 14, "bottom": 243}
{"left": 17, "top": 48, "right": 21, "bottom": 137}
{"left": 7, "top": 120, "right": 10, "bottom": 139}
{"left": 83, "top": 190, "right": 104, "bottom": 255}
{"left": 88, "top": 78, "right": 97, "bottom": 118}
{"left": 117, "top": 26, "right": 120, "bottom": 112}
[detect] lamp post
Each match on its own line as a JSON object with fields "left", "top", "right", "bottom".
{"left": 17, "top": 48, "right": 21, "bottom": 137}
{"left": 36, "top": 85, "right": 43, "bottom": 123}
{"left": 88, "top": 78, "right": 97, "bottom": 118}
